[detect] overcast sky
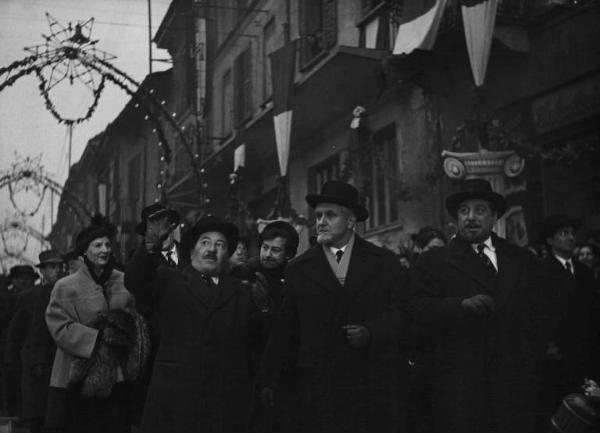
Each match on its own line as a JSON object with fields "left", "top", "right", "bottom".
{"left": 0, "top": 0, "right": 171, "bottom": 267}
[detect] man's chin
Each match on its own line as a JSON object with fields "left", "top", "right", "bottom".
{"left": 316, "top": 233, "right": 333, "bottom": 245}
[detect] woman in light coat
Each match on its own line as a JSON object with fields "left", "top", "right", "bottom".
{"left": 45, "top": 216, "right": 135, "bottom": 433}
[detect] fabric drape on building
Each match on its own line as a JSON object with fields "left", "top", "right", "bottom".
{"left": 461, "top": 0, "right": 499, "bottom": 87}
{"left": 270, "top": 41, "right": 297, "bottom": 177}
{"left": 392, "top": 0, "right": 448, "bottom": 55}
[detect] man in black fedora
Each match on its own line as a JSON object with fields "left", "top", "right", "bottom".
{"left": 4, "top": 251, "right": 62, "bottom": 431}
{"left": 410, "top": 178, "right": 545, "bottom": 433}
{"left": 536, "top": 214, "right": 600, "bottom": 419}
{"left": 125, "top": 215, "right": 270, "bottom": 433}
{"left": 259, "top": 180, "right": 409, "bottom": 433}
{"left": 136, "top": 203, "right": 181, "bottom": 268}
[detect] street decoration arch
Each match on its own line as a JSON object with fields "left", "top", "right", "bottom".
{"left": 0, "top": 217, "right": 51, "bottom": 272}
{"left": 0, "top": 13, "right": 205, "bottom": 203}
{"left": 0, "top": 154, "right": 92, "bottom": 226}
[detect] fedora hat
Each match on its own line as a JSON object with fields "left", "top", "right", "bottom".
{"left": 135, "top": 204, "right": 181, "bottom": 236}
{"left": 181, "top": 215, "right": 239, "bottom": 256}
{"left": 306, "top": 181, "right": 369, "bottom": 222}
{"left": 36, "top": 250, "right": 64, "bottom": 268}
{"left": 445, "top": 178, "right": 507, "bottom": 218}
{"left": 538, "top": 214, "right": 582, "bottom": 244}
{"left": 9, "top": 265, "right": 37, "bottom": 280}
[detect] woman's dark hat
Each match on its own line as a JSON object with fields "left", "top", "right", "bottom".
{"left": 181, "top": 215, "right": 239, "bottom": 256}
{"left": 9, "top": 265, "right": 37, "bottom": 280}
{"left": 538, "top": 214, "right": 582, "bottom": 244}
{"left": 75, "top": 214, "right": 116, "bottom": 256}
{"left": 36, "top": 250, "right": 64, "bottom": 268}
{"left": 445, "top": 178, "right": 507, "bottom": 218}
{"left": 135, "top": 204, "right": 180, "bottom": 236}
{"left": 306, "top": 181, "right": 369, "bottom": 222}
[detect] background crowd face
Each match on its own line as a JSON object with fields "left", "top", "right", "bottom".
{"left": 315, "top": 203, "right": 356, "bottom": 248}
{"left": 84, "top": 236, "right": 112, "bottom": 268}
{"left": 12, "top": 274, "right": 36, "bottom": 291}
{"left": 578, "top": 245, "right": 597, "bottom": 268}
{"left": 260, "top": 236, "right": 288, "bottom": 269}
{"left": 456, "top": 199, "right": 497, "bottom": 244}
{"left": 547, "top": 226, "right": 576, "bottom": 259}
{"left": 191, "top": 231, "right": 228, "bottom": 276}
{"left": 230, "top": 241, "right": 249, "bottom": 267}
{"left": 40, "top": 263, "right": 63, "bottom": 285}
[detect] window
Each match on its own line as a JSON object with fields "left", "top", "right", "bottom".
{"left": 234, "top": 47, "right": 252, "bottom": 126}
{"left": 358, "top": 3, "right": 398, "bottom": 50}
{"left": 364, "top": 125, "right": 399, "bottom": 231}
{"left": 221, "top": 69, "right": 233, "bottom": 136}
{"left": 263, "top": 18, "right": 276, "bottom": 100}
{"left": 308, "top": 154, "right": 342, "bottom": 223}
{"left": 299, "top": 0, "right": 337, "bottom": 68}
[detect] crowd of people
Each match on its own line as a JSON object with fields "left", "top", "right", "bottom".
{"left": 0, "top": 178, "right": 598, "bottom": 433}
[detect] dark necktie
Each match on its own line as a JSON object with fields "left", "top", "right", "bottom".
{"left": 335, "top": 250, "right": 344, "bottom": 263}
{"left": 477, "top": 244, "right": 497, "bottom": 275}
{"left": 200, "top": 273, "right": 213, "bottom": 286}
{"left": 165, "top": 251, "right": 177, "bottom": 267}
{"left": 565, "top": 261, "right": 574, "bottom": 278}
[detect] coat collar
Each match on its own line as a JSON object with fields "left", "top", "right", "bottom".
{"left": 294, "top": 235, "right": 386, "bottom": 296}
{"left": 181, "top": 265, "right": 237, "bottom": 310}
{"left": 447, "top": 233, "right": 515, "bottom": 306}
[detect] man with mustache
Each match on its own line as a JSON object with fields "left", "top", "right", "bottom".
{"left": 536, "top": 214, "right": 600, "bottom": 421}
{"left": 410, "top": 178, "right": 545, "bottom": 433}
{"left": 260, "top": 181, "right": 408, "bottom": 433}
{"left": 125, "top": 215, "right": 269, "bottom": 433}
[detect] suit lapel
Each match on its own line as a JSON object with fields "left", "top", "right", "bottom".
{"left": 447, "top": 237, "right": 495, "bottom": 295}
{"left": 181, "top": 266, "right": 217, "bottom": 308}
{"left": 344, "top": 237, "right": 379, "bottom": 293}
{"left": 297, "top": 246, "right": 343, "bottom": 296}
{"left": 211, "top": 275, "right": 238, "bottom": 312}
{"left": 494, "top": 240, "right": 519, "bottom": 308}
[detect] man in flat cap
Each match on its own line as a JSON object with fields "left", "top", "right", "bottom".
{"left": 536, "top": 214, "right": 600, "bottom": 419}
{"left": 410, "top": 178, "right": 545, "bottom": 433}
{"left": 260, "top": 180, "right": 409, "bottom": 433}
{"left": 4, "top": 251, "right": 63, "bottom": 431}
{"left": 125, "top": 215, "right": 269, "bottom": 433}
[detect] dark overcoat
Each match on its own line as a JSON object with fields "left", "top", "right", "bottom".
{"left": 125, "top": 246, "right": 266, "bottom": 433}
{"left": 409, "top": 233, "right": 545, "bottom": 433}
{"left": 4, "top": 283, "right": 55, "bottom": 419}
{"left": 260, "top": 235, "right": 409, "bottom": 433}
{"left": 537, "top": 256, "right": 600, "bottom": 412}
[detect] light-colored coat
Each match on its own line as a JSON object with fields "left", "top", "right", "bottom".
{"left": 45, "top": 265, "right": 133, "bottom": 388}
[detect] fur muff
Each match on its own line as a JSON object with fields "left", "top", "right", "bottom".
{"left": 68, "top": 309, "right": 150, "bottom": 398}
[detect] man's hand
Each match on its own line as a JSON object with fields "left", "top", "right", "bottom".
{"left": 342, "top": 324, "right": 371, "bottom": 349}
{"left": 461, "top": 294, "right": 495, "bottom": 317}
{"left": 260, "top": 386, "right": 275, "bottom": 408}
{"left": 145, "top": 213, "right": 177, "bottom": 252}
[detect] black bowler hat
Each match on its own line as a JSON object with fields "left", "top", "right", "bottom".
{"left": 9, "top": 265, "right": 37, "bottom": 280}
{"left": 36, "top": 250, "right": 64, "bottom": 268}
{"left": 306, "top": 181, "right": 369, "bottom": 222}
{"left": 135, "top": 204, "right": 181, "bottom": 236}
{"left": 181, "top": 215, "right": 239, "bottom": 256}
{"left": 538, "top": 214, "right": 582, "bottom": 244}
{"left": 445, "top": 178, "right": 507, "bottom": 218}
